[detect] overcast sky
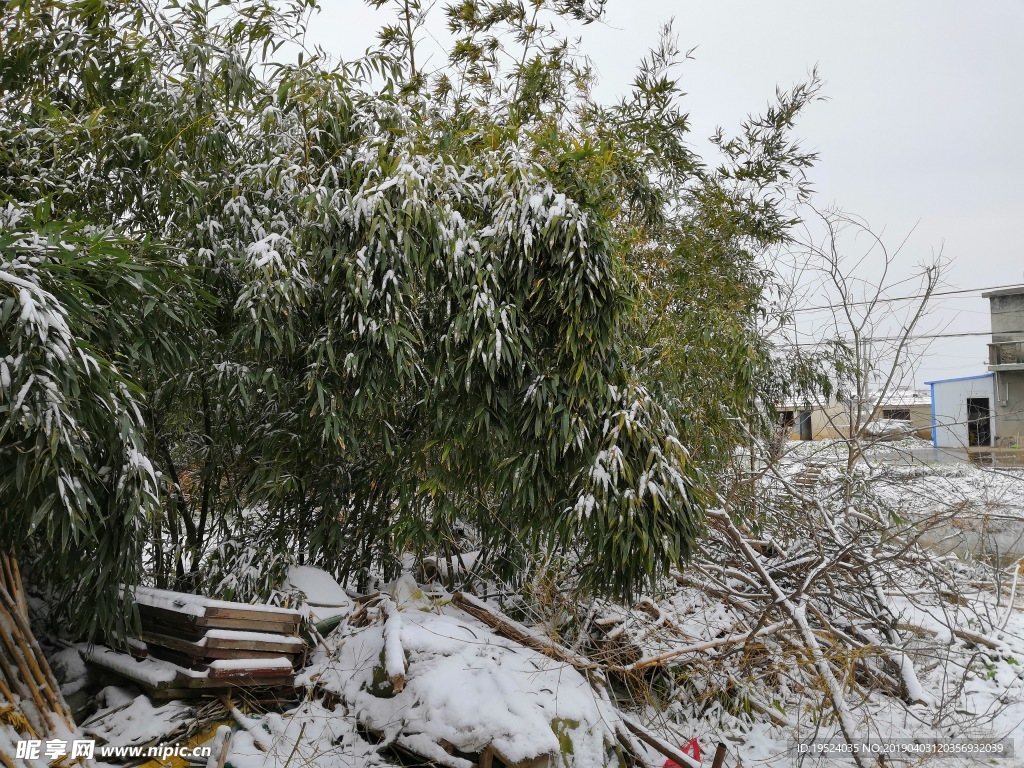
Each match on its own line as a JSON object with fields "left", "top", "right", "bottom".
{"left": 305, "top": 1, "right": 1024, "bottom": 388}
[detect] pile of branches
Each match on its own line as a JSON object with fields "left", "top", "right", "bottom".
{"left": 457, "top": 449, "right": 1020, "bottom": 768}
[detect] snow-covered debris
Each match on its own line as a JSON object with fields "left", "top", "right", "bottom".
{"left": 300, "top": 596, "right": 624, "bottom": 768}
{"left": 225, "top": 701, "right": 384, "bottom": 768}
{"left": 80, "top": 687, "right": 193, "bottom": 749}
{"left": 283, "top": 566, "right": 352, "bottom": 608}
{"left": 48, "top": 646, "right": 90, "bottom": 697}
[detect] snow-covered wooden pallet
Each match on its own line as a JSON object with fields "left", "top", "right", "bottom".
{"left": 133, "top": 587, "right": 302, "bottom": 638}
{"left": 83, "top": 646, "right": 295, "bottom": 696}
{"left": 137, "top": 628, "right": 305, "bottom": 662}
{"left": 82, "top": 588, "right": 307, "bottom": 701}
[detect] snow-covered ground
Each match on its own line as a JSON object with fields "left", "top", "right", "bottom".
{"left": 64, "top": 579, "right": 1022, "bottom": 768}
{"left": 782, "top": 437, "right": 1024, "bottom": 563}
{"left": 40, "top": 441, "right": 1024, "bottom": 768}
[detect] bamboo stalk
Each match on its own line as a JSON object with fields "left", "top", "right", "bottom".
{"left": 0, "top": 670, "right": 18, "bottom": 704}
{"left": 214, "top": 729, "right": 232, "bottom": 768}
{"left": 0, "top": 745, "right": 17, "bottom": 768}
{"left": 0, "top": 580, "right": 74, "bottom": 726}
{"left": 8, "top": 554, "right": 28, "bottom": 619}
{"left": 0, "top": 552, "right": 14, "bottom": 597}
{"left": 0, "top": 585, "right": 70, "bottom": 730}
{"left": 0, "top": 615, "right": 49, "bottom": 736}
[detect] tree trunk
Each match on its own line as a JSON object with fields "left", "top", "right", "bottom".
{"left": 0, "top": 551, "right": 77, "bottom": 764}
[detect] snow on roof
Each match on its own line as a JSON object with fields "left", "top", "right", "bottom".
{"left": 981, "top": 284, "right": 1024, "bottom": 298}
{"left": 777, "top": 388, "right": 932, "bottom": 409}
{"left": 869, "top": 388, "right": 931, "bottom": 406}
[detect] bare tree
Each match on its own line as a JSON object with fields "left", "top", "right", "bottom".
{"left": 781, "top": 209, "right": 944, "bottom": 477}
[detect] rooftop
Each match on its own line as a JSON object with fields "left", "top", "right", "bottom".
{"left": 981, "top": 285, "right": 1024, "bottom": 298}
{"left": 869, "top": 388, "right": 931, "bottom": 406}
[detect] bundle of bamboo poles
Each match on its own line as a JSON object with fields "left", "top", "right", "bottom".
{"left": 0, "top": 551, "right": 77, "bottom": 768}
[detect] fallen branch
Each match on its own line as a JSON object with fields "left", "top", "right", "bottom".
{"left": 618, "top": 715, "right": 701, "bottom": 768}
{"left": 453, "top": 592, "right": 588, "bottom": 668}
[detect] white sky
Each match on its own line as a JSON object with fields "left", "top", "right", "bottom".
{"left": 304, "top": 0, "right": 1024, "bottom": 387}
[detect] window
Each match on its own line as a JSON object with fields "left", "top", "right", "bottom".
{"left": 882, "top": 408, "right": 910, "bottom": 421}
{"left": 778, "top": 410, "right": 795, "bottom": 429}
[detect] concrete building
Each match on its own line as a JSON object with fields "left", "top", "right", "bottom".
{"left": 777, "top": 389, "right": 931, "bottom": 441}
{"left": 984, "top": 285, "right": 1024, "bottom": 448}
{"left": 777, "top": 398, "right": 847, "bottom": 441}
{"left": 927, "top": 374, "right": 995, "bottom": 449}
{"left": 870, "top": 388, "right": 933, "bottom": 439}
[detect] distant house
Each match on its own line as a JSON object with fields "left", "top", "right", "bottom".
{"left": 776, "top": 388, "right": 931, "bottom": 441}
{"left": 866, "top": 388, "right": 933, "bottom": 440}
{"left": 983, "top": 285, "right": 1024, "bottom": 448}
{"left": 927, "top": 374, "right": 995, "bottom": 448}
{"left": 776, "top": 397, "right": 846, "bottom": 441}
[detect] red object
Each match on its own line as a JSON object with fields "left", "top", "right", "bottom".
{"left": 663, "top": 739, "right": 701, "bottom": 768}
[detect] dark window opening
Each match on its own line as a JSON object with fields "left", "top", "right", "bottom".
{"left": 799, "top": 410, "right": 813, "bottom": 441}
{"left": 967, "top": 398, "right": 991, "bottom": 447}
{"left": 882, "top": 408, "right": 911, "bottom": 421}
{"left": 778, "top": 410, "right": 796, "bottom": 430}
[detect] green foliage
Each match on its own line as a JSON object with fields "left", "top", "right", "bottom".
{"left": 1, "top": 0, "right": 832, "bottom": 637}
{"left": 0, "top": 207, "right": 187, "bottom": 638}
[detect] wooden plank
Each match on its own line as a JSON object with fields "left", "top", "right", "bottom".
{"left": 188, "top": 674, "right": 294, "bottom": 688}
{"left": 195, "top": 616, "right": 299, "bottom": 634}
{"left": 82, "top": 648, "right": 174, "bottom": 691}
{"left": 160, "top": 672, "right": 292, "bottom": 690}
{"left": 138, "top": 603, "right": 202, "bottom": 626}
{"left": 139, "top": 630, "right": 303, "bottom": 658}
{"left": 85, "top": 645, "right": 295, "bottom": 701}
{"left": 143, "top": 677, "right": 295, "bottom": 696}
{"left": 204, "top": 606, "right": 301, "bottom": 626}
{"left": 137, "top": 600, "right": 300, "bottom": 630}
{"left": 207, "top": 666, "right": 293, "bottom": 680}
{"left": 134, "top": 587, "right": 300, "bottom": 623}
{"left": 206, "top": 648, "right": 299, "bottom": 662}
{"left": 204, "top": 635, "right": 304, "bottom": 653}
{"left": 138, "top": 631, "right": 209, "bottom": 659}
{"left": 139, "top": 615, "right": 209, "bottom": 642}
{"left": 144, "top": 646, "right": 299, "bottom": 677}
{"left": 144, "top": 645, "right": 208, "bottom": 671}
{"left": 138, "top": 605, "right": 299, "bottom": 636}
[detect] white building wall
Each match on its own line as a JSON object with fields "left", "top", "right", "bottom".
{"left": 929, "top": 375, "right": 995, "bottom": 448}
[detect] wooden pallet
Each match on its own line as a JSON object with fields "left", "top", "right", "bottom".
{"left": 134, "top": 587, "right": 302, "bottom": 634}
{"left": 84, "top": 646, "right": 296, "bottom": 695}
{"left": 83, "top": 588, "right": 306, "bottom": 700}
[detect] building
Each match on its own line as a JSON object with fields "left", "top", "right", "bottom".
{"left": 927, "top": 374, "right": 995, "bottom": 449}
{"left": 983, "top": 285, "right": 1024, "bottom": 448}
{"left": 777, "top": 397, "right": 847, "bottom": 440}
{"left": 867, "top": 388, "right": 933, "bottom": 440}
{"left": 777, "top": 389, "right": 931, "bottom": 441}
